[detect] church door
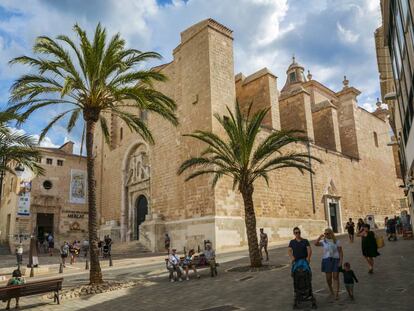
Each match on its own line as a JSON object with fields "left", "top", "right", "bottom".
{"left": 135, "top": 195, "right": 148, "bottom": 240}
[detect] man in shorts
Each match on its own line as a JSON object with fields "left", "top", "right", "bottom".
{"left": 259, "top": 228, "right": 269, "bottom": 261}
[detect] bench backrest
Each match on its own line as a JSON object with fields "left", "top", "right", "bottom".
{"left": 0, "top": 278, "right": 63, "bottom": 299}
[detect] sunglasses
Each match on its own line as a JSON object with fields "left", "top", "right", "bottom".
{"left": 294, "top": 231, "right": 301, "bottom": 234}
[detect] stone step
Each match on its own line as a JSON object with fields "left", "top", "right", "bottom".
{"left": 111, "top": 241, "right": 150, "bottom": 253}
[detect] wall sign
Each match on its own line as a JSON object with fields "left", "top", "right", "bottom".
{"left": 17, "top": 192, "right": 30, "bottom": 216}
{"left": 70, "top": 169, "right": 86, "bottom": 204}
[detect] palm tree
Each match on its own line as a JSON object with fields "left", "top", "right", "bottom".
{"left": 8, "top": 24, "right": 178, "bottom": 284}
{"left": 178, "top": 103, "right": 321, "bottom": 267}
{"left": 0, "top": 111, "right": 44, "bottom": 198}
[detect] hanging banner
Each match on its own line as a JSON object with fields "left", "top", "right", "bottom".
{"left": 70, "top": 169, "right": 86, "bottom": 204}
{"left": 17, "top": 192, "right": 30, "bottom": 216}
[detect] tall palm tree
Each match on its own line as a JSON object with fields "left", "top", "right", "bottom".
{"left": 178, "top": 103, "right": 321, "bottom": 267}
{"left": 0, "top": 111, "right": 43, "bottom": 198}
{"left": 8, "top": 24, "right": 178, "bottom": 284}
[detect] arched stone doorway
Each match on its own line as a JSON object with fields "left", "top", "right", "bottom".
{"left": 121, "top": 142, "right": 151, "bottom": 242}
{"left": 135, "top": 195, "right": 148, "bottom": 240}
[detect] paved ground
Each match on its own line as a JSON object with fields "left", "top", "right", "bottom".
{"left": 1, "top": 231, "right": 413, "bottom": 311}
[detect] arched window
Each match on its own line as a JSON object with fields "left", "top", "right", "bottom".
{"left": 373, "top": 131, "right": 379, "bottom": 147}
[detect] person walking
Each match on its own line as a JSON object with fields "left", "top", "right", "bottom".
{"left": 164, "top": 233, "right": 171, "bottom": 255}
{"left": 315, "top": 228, "right": 343, "bottom": 300}
{"left": 60, "top": 241, "right": 69, "bottom": 267}
{"left": 357, "top": 224, "right": 380, "bottom": 274}
{"left": 288, "top": 227, "right": 312, "bottom": 265}
{"left": 15, "top": 243, "right": 23, "bottom": 266}
{"left": 47, "top": 233, "right": 54, "bottom": 256}
{"left": 345, "top": 218, "right": 355, "bottom": 243}
{"left": 259, "top": 228, "right": 269, "bottom": 261}
{"left": 357, "top": 218, "right": 364, "bottom": 232}
{"left": 340, "top": 262, "right": 358, "bottom": 300}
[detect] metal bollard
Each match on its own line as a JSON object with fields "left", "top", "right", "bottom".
{"left": 109, "top": 256, "right": 113, "bottom": 267}
{"left": 59, "top": 263, "right": 63, "bottom": 274}
{"left": 85, "top": 259, "right": 89, "bottom": 270}
{"left": 30, "top": 265, "right": 34, "bottom": 277}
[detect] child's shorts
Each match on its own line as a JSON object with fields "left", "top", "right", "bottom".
{"left": 345, "top": 283, "right": 354, "bottom": 290}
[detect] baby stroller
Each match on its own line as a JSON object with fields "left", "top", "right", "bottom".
{"left": 292, "top": 259, "right": 317, "bottom": 309}
{"left": 103, "top": 244, "right": 110, "bottom": 258}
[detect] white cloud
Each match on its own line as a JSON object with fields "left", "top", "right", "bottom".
{"left": 336, "top": 22, "right": 360, "bottom": 44}
{"left": 9, "top": 127, "right": 59, "bottom": 148}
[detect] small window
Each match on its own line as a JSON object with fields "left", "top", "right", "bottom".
{"left": 43, "top": 180, "right": 53, "bottom": 190}
{"left": 289, "top": 72, "right": 297, "bottom": 83}
{"left": 120, "top": 127, "right": 123, "bottom": 141}
{"left": 57, "top": 160, "right": 63, "bottom": 166}
{"left": 373, "top": 132, "right": 379, "bottom": 147}
{"left": 46, "top": 158, "right": 53, "bottom": 165}
{"left": 37, "top": 157, "right": 42, "bottom": 163}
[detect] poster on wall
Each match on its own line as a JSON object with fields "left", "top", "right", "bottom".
{"left": 70, "top": 169, "right": 86, "bottom": 204}
{"left": 17, "top": 192, "right": 30, "bottom": 216}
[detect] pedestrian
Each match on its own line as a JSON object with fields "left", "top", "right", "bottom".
{"left": 28, "top": 234, "right": 39, "bottom": 268}
{"left": 82, "top": 239, "right": 89, "bottom": 257}
{"left": 340, "top": 262, "right": 358, "bottom": 300}
{"left": 70, "top": 240, "right": 80, "bottom": 264}
{"left": 357, "top": 224, "right": 380, "bottom": 274}
{"left": 288, "top": 227, "right": 312, "bottom": 265}
{"left": 345, "top": 218, "right": 355, "bottom": 243}
{"left": 396, "top": 216, "right": 403, "bottom": 235}
{"left": 60, "top": 241, "right": 69, "bottom": 267}
{"left": 314, "top": 228, "right": 343, "bottom": 300}
{"left": 104, "top": 235, "right": 113, "bottom": 254}
{"left": 259, "top": 228, "right": 269, "bottom": 261}
{"left": 384, "top": 217, "right": 390, "bottom": 239}
{"left": 4, "top": 269, "right": 25, "bottom": 310}
{"left": 15, "top": 243, "right": 23, "bottom": 266}
{"left": 47, "top": 233, "right": 54, "bottom": 256}
{"left": 387, "top": 217, "right": 397, "bottom": 241}
{"left": 204, "top": 242, "right": 218, "bottom": 277}
{"left": 357, "top": 218, "right": 364, "bottom": 232}
{"left": 164, "top": 233, "right": 171, "bottom": 255}
{"left": 183, "top": 249, "right": 200, "bottom": 280}
{"left": 167, "top": 248, "right": 182, "bottom": 282}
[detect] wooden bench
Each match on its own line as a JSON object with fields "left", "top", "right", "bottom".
{"left": 0, "top": 278, "right": 63, "bottom": 305}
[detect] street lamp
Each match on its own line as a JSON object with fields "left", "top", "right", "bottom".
{"left": 14, "top": 164, "right": 25, "bottom": 177}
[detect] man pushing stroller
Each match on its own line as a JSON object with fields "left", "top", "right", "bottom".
{"left": 288, "top": 227, "right": 317, "bottom": 309}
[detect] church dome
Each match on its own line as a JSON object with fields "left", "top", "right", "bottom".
{"left": 281, "top": 56, "right": 307, "bottom": 94}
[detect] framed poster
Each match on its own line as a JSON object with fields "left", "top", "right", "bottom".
{"left": 17, "top": 192, "right": 30, "bottom": 216}
{"left": 70, "top": 169, "right": 86, "bottom": 204}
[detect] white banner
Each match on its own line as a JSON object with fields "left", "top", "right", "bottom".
{"left": 17, "top": 192, "right": 30, "bottom": 216}
{"left": 70, "top": 169, "right": 86, "bottom": 204}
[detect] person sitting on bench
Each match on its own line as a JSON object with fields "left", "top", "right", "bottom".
{"left": 183, "top": 249, "right": 200, "bottom": 280}
{"left": 204, "top": 242, "right": 218, "bottom": 277}
{"left": 167, "top": 248, "right": 182, "bottom": 282}
{"left": 4, "top": 269, "right": 25, "bottom": 310}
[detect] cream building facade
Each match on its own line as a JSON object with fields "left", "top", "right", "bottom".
{"left": 94, "top": 19, "right": 404, "bottom": 252}
{"left": 0, "top": 142, "right": 88, "bottom": 252}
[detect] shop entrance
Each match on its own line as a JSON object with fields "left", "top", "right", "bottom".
{"left": 36, "top": 213, "right": 54, "bottom": 243}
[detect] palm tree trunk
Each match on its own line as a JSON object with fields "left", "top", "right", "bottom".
{"left": 240, "top": 184, "right": 262, "bottom": 267}
{"left": 86, "top": 120, "right": 103, "bottom": 284}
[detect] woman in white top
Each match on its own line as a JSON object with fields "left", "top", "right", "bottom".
{"left": 315, "top": 228, "right": 343, "bottom": 300}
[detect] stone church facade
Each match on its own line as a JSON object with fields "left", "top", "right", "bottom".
{"left": 94, "top": 19, "right": 404, "bottom": 252}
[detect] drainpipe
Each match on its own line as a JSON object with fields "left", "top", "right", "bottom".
{"left": 307, "top": 141, "right": 316, "bottom": 214}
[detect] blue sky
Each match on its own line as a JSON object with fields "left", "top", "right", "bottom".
{"left": 0, "top": 0, "right": 382, "bottom": 150}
